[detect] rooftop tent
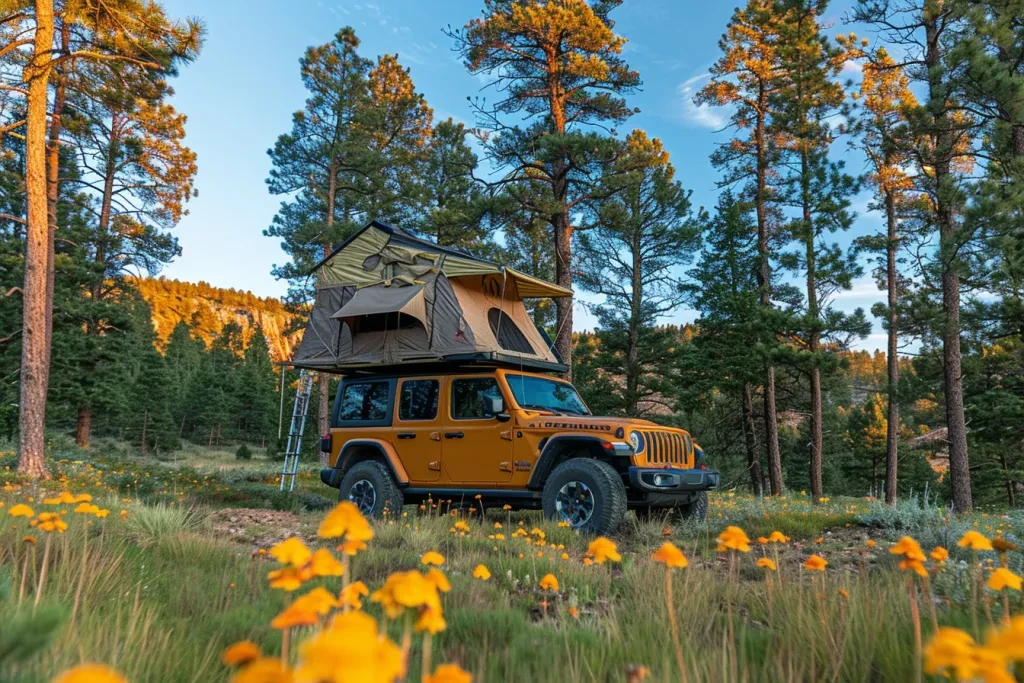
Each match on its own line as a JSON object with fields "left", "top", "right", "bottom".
{"left": 291, "top": 221, "right": 571, "bottom": 373}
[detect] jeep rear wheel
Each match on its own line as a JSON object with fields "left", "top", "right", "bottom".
{"left": 339, "top": 460, "right": 404, "bottom": 519}
{"left": 542, "top": 458, "right": 627, "bottom": 534}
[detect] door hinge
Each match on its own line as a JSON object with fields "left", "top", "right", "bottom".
{"left": 428, "top": 460, "right": 441, "bottom": 471}
{"left": 500, "top": 429, "right": 512, "bottom": 441}
{"left": 499, "top": 461, "right": 512, "bottom": 472}
{"left": 429, "top": 431, "right": 441, "bottom": 442}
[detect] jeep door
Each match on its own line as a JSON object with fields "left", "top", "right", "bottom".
{"left": 392, "top": 377, "right": 443, "bottom": 483}
{"left": 442, "top": 375, "right": 513, "bottom": 484}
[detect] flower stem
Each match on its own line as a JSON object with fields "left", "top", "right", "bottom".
{"left": 421, "top": 632, "right": 433, "bottom": 683}
{"left": 33, "top": 533, "right": 52, "bottom": 609}
{"left": 907, "top": 576, "right": 922, "bottom": 683}
{"left": 664, "top": 567, "right": 689, "bottom": 683}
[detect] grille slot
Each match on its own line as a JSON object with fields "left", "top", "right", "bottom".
{"left": 641, "top": 430, "right": 688, "bottom": 466}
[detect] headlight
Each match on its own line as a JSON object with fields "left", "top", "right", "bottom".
{"left": 628, "top": 431, "right": 645, "bottom": 454}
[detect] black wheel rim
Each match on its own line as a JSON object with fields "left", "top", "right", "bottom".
{"left": 349, "top": 479, "right": 376, "bottom": 514}
{"left": 555, "top": 480, "right": 595, "bottom": 527}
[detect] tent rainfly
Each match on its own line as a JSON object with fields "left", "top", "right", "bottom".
{"left": 290, "top": 221, "right": 572, "bottom": 373}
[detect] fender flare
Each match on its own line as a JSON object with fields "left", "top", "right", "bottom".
{"left": 333, "top": 439, "right": 409, "bottom": 486}
{"left": 527, "top": 435, "right": 620, "bottom": 490}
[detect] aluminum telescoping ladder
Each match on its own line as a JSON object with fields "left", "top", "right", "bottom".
{"left": 280, "top": 370, "right": 314, "bottom": 491}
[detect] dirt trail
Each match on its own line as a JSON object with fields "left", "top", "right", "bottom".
{"left": 209, "top": 508, "right": 313, "bottom": 549}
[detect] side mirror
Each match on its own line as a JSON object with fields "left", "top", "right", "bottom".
{"left": 487, "top": 395, "right": 505, "bottom": 415}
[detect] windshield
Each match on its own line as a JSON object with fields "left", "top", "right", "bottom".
{"left": 505, "top": 374, "right": 591, "bottom": 416}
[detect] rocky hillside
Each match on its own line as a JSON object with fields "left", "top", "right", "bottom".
{"left": 135, "top": 277, "right": 300, "bottom": 361}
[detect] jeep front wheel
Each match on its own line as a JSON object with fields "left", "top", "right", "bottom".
{"left": 542, "top": 458, "right": 627, "bottom": 534}
{"left": 339, "top": 460, "right": 404, "bottom": 519}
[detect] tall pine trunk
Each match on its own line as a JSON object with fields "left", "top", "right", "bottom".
{"left": 76, "top": 407, "right": 91, "bottom": 449}
{"left": 755, "top": 88, "right": 783, "bottom": 495}
{"left": 553, "top": 198, "right": 573, "bottom": 379}
{"left": 802, "top": 147, "right": 823, "bottom": 499}
{"left": 884, "top": 188, "right": 900, "bottom": 504}
{"left": 742, "top": 383, "right": 763, "bottom": 495}
{"left": 17, "top": 0, "right": 55, "bottom": 479}
{"left": 926, "top": 17, "right": 972, "bottom": 514}
{"left": 318, "top": 170, "right": 337, "bottom": 442}
{"left": 43, "top": 24, "right": 67, "bottom": 401}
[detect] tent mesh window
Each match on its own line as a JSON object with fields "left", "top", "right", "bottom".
{"left": 487, "top": 308, "right": 535, "bottom": 355}
{"left": 355, "top": 312, "right": 422, "bottom": 333}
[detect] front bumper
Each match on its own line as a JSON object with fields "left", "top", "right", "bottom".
{"left": 628, "top": 466, "right": 720, "bottom": 493}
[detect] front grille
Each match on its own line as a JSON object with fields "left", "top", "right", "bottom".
{"left": 641, "top": 430, "right": 690, "bottom": 466}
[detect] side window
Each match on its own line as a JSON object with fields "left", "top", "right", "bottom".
{"left": 338, "top": 382, "right": 390, "bottom": 422}
{"left": 451, "top": 378, "right": 502, "bottom": 420}
{"left": 399, "top": 380, "right": 439, "bottom": 421}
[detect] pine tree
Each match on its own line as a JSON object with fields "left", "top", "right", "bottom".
{"left": 844, "top": 43, "right": 919, "bottom": 504}
{"left": 236, "top": 327, "right": 279, "bottom": 448}
{"left": 420, "top": 118, "right": 487, "bottom": 250}
{"left": 2, "top": 1, "right": 201, "bottom": 476}
{"left": 447, "top": 0, "right": 642, "bottom": 374}
{"left": 265, "top": 28, "right": 371, "bottom": 438}
{"left": 684, "top": 191, "right": 768, "bottom": 493}
{"left": 164, "top": 320, "right": 206, "bottom": 440}
{"left": 356, "top": 53, "right": 433, "bottom": 227}
{"left": 697, "top": 0, "right": 789, "bottom": 494}
{"left": 771, "top": 0, "right": 869, "bottom": 498}
{"left": 854, "top": 0, "right": 978, "bottom": 512}
{"left": 577, "top": 131, "right": 703, "bottom": 417}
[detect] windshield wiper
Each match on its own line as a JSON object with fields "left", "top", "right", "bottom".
{"left": 519, "top": 403, "right": 566, "bottom": 415}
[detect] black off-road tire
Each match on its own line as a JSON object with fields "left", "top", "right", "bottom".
{"left": 680, "top": 491, "right": 709, "bottom": 521}
{"left": 339, "top": 460, "right": 404, "bottom": 519}
{"left": 542, "top": 458, "right": 627, "bottom": 535}
{"left": 637, "top": 491, "right": 710, "bottom": 523}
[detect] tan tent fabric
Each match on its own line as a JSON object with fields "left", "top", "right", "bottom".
{"left": 506, "top": 267, "right": 573, "bottom": 298}
{"left": 292, "top": 221, "right": 568, "bottom": 372}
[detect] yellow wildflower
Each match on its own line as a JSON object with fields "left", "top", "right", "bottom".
{"left": 756, "top": 557, "right": 776, "bottom": 571}
{"left": 309, "top": 549, "right": 344, "bottom": 577}
{"left": 717, "top": 526, "right": 751, "bottom": 553}
{"left": 230, "top": 657, "right": 292, "bottom": 683}
{"left": 986, "top": 568, "right": 1022, "bottom": 592}
{"left": 539, "top": 574, "right": 559, "bottom": 591}
{"left": 473, "top": 564, "right": 492, "bottom": 580}
{"left": 270, "top": 537, "right": 312, "bottom": 568}
{"left": 958, "top": 531, "right": 994, "bottom": 551}
{"left": 53, "top": 664, "right": 127, "bottom": 683}
{"left": 222, "top": 641, "right": 262, "bottom": 666}
{"left": 421, "top": 551, "right": 445, "bottom": 566}
{"left": 930, "top": 546, "right": 949, "bottom": 562}
{"left": 8, "top": 504, "right": 34, "bottom": 517}
{"left": 586, "top": 537, "right": 621, "bottom": 564}
{"left": 423, "top": 663, "right": 472, "bottom": 683}
{"left": 804, "top": 554, "right": 827, "bottom": 572}
{"left": 651, "top": 542, "right": 688, "bottom": 568}
{"left": 340, "top": 581, "right": 369, "bottom": 610}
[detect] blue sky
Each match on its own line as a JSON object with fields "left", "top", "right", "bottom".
{"left": 159, "top": 0, "right": 890, "bottom": 351}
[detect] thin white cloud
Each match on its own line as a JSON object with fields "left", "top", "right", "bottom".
{"left": 831, "top": 276, "right": 883, "bottom": 300}
{"left": 840, "top": 59, "right": 863, "bottom": 80}
{"left": 678, "top": 73, "right": 727, "bottom": 130}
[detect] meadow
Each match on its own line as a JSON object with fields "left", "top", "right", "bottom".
{"left": 1, "top": 441, "right": 1022, "bottom": 683}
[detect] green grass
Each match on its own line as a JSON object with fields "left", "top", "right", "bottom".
{"left": 1, "top": 444, "right": 1023, "bottom": 682}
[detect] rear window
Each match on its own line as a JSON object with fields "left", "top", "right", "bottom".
{"left": 338, "top": 382, "right": 390, "bottom": 422}
{"left": 399, "top": 379, "right": 439, "bottom": 421}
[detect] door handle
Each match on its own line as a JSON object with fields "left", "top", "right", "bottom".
{"left": 444, "top": 431, "right": 464, "bottom": 439}
{"left": 396, "top": 433, "right": 416, "bottom": 440}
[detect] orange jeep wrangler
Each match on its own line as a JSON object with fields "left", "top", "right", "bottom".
{"left": 319, "top": 367, "right": 719, "bottom": 533}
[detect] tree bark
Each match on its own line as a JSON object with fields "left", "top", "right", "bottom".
{"left": 754, "top": 86, "right": 783, "bottom": 495}
{"left": 75, "top": 407, "right": 91, "bottom": 449}
{"left": 742, "top": 383, "right": 763, "bottom": 495}
{"left": 554, "top": 206, "right": 573, "bottom": 379}
{"left": 801, "top": 146, "right": 823, "bottom": 500}
{"left": 43, "top": 23, "right": 68, "bottom": 396}
{"left": 17, "top": 0, "right": 55, "bottom": 479}
{"left": 926, "top": 16, "right": 972, "bottom": 514}
{"left": 626, "top": 231, "right": 641, "bottom": 417}
{"left": 884, "top": 188, "right": 900, "bottom": 505}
